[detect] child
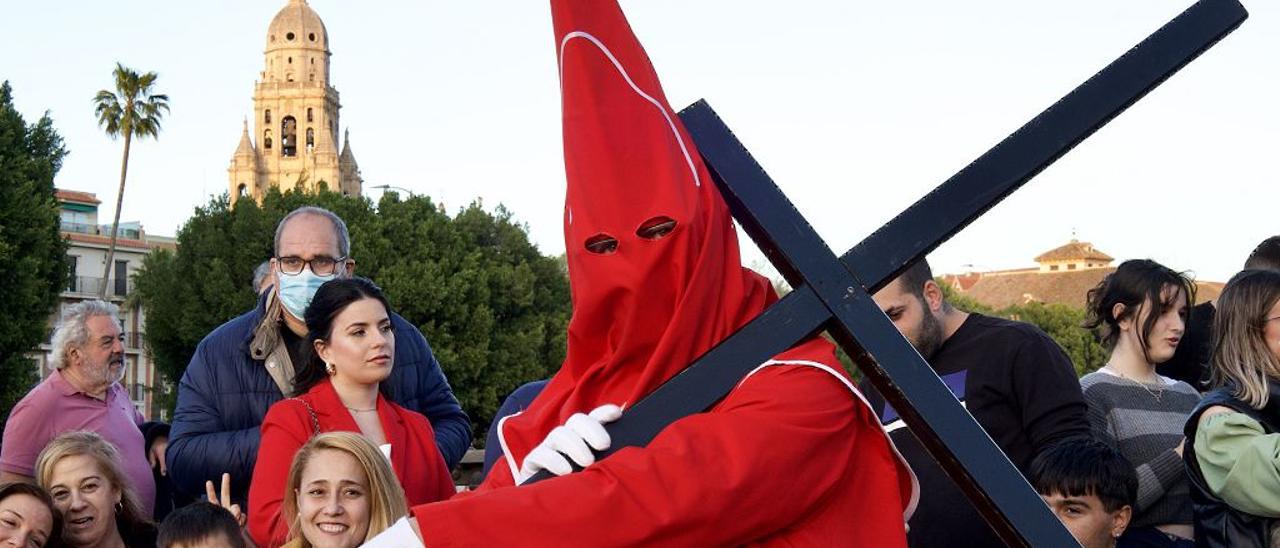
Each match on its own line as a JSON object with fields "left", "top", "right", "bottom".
{"left": 158, "top": 502, "right": 249, "bottom": 548}
{"left": 1031, "top": 438, "right": 1137, "bottom": 548}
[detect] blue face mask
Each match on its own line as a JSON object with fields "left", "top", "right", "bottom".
{"left": 278, "top": 268, "right": 336, "bottom": 320}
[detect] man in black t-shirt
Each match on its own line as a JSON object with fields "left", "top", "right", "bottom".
{"left": 861, "top": 258, "right": 1090, "bottom": 547}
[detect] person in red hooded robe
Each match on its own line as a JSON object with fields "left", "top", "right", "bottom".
{"left": 366, "top": 0, "right": 917, "bottom": 545}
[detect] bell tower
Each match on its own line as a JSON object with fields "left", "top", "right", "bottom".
{"left": 229, "top": 0, "right": 362, "bottom": 204}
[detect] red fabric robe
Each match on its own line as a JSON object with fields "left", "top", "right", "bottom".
{"left": 248, "top": 378, "right": 454, "bottom": 547}
{"left": 411, "top": 0, "right": 917, "bottom": 544}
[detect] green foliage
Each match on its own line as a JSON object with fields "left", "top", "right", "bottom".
{"left": 133, "top": 189, "right": 571, "bottom": 444}
{"left": 1001, "top": 302, "right": 1107, "bottom": 376}
{"left": 0, "top": 81, "right": 70, "bottom": 428}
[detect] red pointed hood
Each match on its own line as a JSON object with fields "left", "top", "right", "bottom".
{"left": 495, "top": 0, "right": 831, "bottom": 477}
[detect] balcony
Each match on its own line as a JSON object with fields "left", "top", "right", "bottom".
{"left": 65, "top": 276, "right": 133, "bottom": 298}
{"left": 124, "top": 331, "right": 145, "bottom": 350}
{"left": 60, "top": 221, "right": 98, "bottom": 235}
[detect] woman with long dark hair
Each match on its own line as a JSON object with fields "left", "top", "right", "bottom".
{"left": 1080, "top": 259, "right": 1199, "bottom": 547}
{"left": 248, "top": 277, "right": 453, "bottom": 548}
{"left": 1184, "top": 269, "right": 1280, "bottom": 548}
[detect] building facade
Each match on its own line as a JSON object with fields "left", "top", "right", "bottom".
{"left": 942, "top": 239, "right": 1223, "bottom": 310}
{"left": 28, "top": 189, "right": 176, "bottom": 420}
{"left": 228, "top": 0, "right": 361, "bottom": 205}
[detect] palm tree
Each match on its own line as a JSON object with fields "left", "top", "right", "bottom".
{"left": 93, "top": 63, "right": 169, "bottom": 299}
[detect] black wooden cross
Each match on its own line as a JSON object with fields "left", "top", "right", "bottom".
{"left": 527, "top": 0, "right": 1246, "bottom": 545}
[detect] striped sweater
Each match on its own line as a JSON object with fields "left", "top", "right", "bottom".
{"left": 1080, "top": 369, "right": 1201, "bottom": 529}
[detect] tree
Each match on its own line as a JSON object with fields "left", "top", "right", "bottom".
{"left": 0, "top": 81, "right": 69, "bottom": 431}
{"left": 93, "top": 63, "right": 169, "bottom": 298}
{"left": 133, "top": 188, "right": 571, "bottom": 443}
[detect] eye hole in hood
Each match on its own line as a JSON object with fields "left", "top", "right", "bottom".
{"left": 584, "top": 233, "right": 619, "bottom": 255}
{"left": 636, "top": 216, "right": 677, "bottom": 240}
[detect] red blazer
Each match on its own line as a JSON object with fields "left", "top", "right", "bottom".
{"left": 248, "top": 378, "right": 454, "bottom": 548}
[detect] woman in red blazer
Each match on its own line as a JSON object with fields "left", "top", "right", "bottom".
{"left": 248, "top": 277, "right": 454, "bottom": 548}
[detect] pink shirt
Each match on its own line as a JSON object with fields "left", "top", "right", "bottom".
{"left": 0, "top": 369, "right": 156, "bottom": 515}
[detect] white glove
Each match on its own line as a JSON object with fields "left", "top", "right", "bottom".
{"left": 517, "top": 404, "right": 623, "bottom": 484}
{"left": 360, "top": 516, "right": 423, "bottom": 547}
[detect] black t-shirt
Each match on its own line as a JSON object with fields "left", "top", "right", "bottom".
{"left": 861, "top": 313, "right": 1090, "bottom": 547}
{"left": 280, "top": 325, "right": 312, "bottom": 370}
{"left": 1157, "top": 301, "right": 1215, "bottom": 390}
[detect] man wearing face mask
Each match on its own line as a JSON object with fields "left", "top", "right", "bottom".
{"left": 166, "top": 206, "right": 470, "bottom": 507}
{"left": 1, "top": 300, "right": 165, "bottom": 517}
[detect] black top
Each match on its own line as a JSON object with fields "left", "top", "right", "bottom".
{"left": 861, "top": 313, "right": 1090, "bottom": 548}
{"left": 279, "top": 325, "right": 311, "bottom": 371}
{"left": 1158, "top": 301, "right": 1216, "bottom": 390}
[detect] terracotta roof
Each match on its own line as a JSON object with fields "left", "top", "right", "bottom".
{"left": 55, "top": 189, "right": 101, "bottom": 205}
{"left": 65, "top": 232, "right": 176, "bottom": 252}
{"left": 957, "top": 267, "right": 1221, "bottom": 309}
{"left": 1034, "top": 240, "right": 1114, "bottom": 263}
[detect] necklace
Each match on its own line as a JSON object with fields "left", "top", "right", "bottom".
{"left": 1106, "top": 365, "right": 1165, "bottom": 402}
{"left": 345, "top": 405, "right": 377, "bottom": 413}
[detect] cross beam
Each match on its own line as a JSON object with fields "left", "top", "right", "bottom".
{"left": 526, "top": 0, "right": 1246, "bottom": 545}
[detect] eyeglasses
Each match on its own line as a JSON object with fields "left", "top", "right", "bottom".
{"left": 276, "top": 256, "right": 346, "bottom": 276}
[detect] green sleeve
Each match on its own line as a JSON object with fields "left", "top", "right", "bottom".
{"left": 1195, "top": 411, "right": 1280, "bottom": 518}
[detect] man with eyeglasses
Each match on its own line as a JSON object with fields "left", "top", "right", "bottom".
{"left": 166, "top": 206, "right": 470, "bottom": 507}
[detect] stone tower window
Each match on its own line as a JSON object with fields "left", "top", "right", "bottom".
{"left": 281, "top": 116, "right": 298, "bottom": 157}
{"left": 309, "top": 73, "right": 315, "bottom": 82}
{"left": 286, "top": 73, "right": 294, "bottom": 82}
{"left": 264, "top": 109, "right": 272, "bottom": 124}
{"left": 310, "top": 58, "right": 315, "bottom": 65}
{"left": 307, "top": 108, "right": 313, "bottom": 123}
{"left": 288, "top": 57, "right": 293, "bottom": 64}
{"left": 309, "top": 33, "right": 316, "bottom": 42}
{"left": 286, "top": 32, "right": 295, "bottom": 41}
{"left": 306, "top": 128, "right": 314, "bottom": 152}
{"left": 237, "top": 183, "right": 247, "bottom": 196}
{"left": 264, "top": 130, "right": 273, "bottom": 150}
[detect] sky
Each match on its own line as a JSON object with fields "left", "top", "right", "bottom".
{"left": 1, "top": 1, "right": 1275, "bottom": 284}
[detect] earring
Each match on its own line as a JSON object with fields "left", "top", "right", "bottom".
{"left": 115, "top": 501, "right": 123, "bottom": 513}
{"left": 325, "top": 361, "right": 336, "bottom": 375}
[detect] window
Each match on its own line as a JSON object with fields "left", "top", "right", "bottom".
{"left": 307, "top": 108, "right": 313, "bottom": 122}
{"left": 238, "top": 183, "right": 247, "bottom": 197}
{"left": 309, "top": 32, "right": 316, "bottom": 42}
{"left": 114, "top": 260, "right": 128, "bottom": 297}
{"left": 286, "top": 32, "right": 295, "bottom": 41}
{"left": 1067, "top": 264, "right": 1077, "bottom": 270}
{"left": 281, "top": 116, "right": 298, "bottom": 157}
{"left": 67, "top": 256, "right": 78, "bottom": 291}
{"left": 306, "top": 128, "right": 314, "bottom": 151}
{"left": 264, "top": 130, "right": 273, "bottom": 150}
{"left": 265, "top": 109, "right": 272, "bottom": 124}
{"left": 1050, "top": 265, "right": 1059, "bottom": 271}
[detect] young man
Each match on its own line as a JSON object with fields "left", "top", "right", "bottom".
{"left": 862, "top": 258, "right": 1090, "bottom": 546}
{"left": 1031, "top": 438, "right": 1136, "bottom": 548}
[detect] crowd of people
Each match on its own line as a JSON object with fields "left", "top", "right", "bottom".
{"left": 2, "top": 0, "right": 1277, "bottom": 546}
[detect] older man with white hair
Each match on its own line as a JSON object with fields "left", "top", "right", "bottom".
{"left": 0, "top": 300, "right": 164, "bottom": 515}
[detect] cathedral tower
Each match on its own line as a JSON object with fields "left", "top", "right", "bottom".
{"left": 229, "top": 0, "right": 361, "bottom": 204}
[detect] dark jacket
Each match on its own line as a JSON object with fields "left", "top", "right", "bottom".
{"left": 166, "top": 293, "right": 470, "bottom": 504}
{"left": 1184, "top": 383, "right": 1280, "bottom": 548}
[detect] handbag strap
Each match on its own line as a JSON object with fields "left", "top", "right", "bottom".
{"left": 289, "top": 397, "right": 320, "bottom": 435}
